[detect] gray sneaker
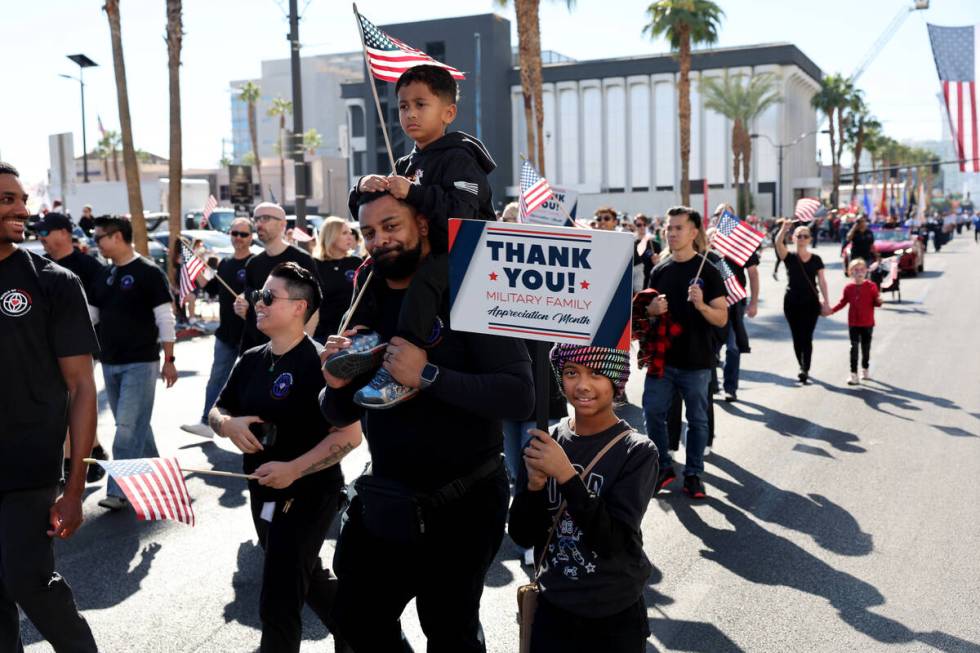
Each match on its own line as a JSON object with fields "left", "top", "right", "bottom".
{"left": 324, "top": 332, "right": 386, "bottom": 380}
{"left": 180, "top": 423, "right": 215, "bottom": 438}
{"left": 98, "top": 495, "right": 129, "bottom": 511}
{"left": 353, "top": 367, "right": 418, "bottom": 409}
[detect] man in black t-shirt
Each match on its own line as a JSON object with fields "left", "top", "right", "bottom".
{"left": 644, "top": 207, "right": 728, "bottom": 499}
{"left": 721, "top": 248, "right": 760, "bottom": 402}
{"left": 233, "top": 202, "right": 320, "bottom": 354}
{"left": 0, "top": 162, "right": 99, "bottom": 651}
{"left": 320, "top": 191, "right": 534, "bottom": 652}
{"left": 89, "top": 216, "right": 179, "bottom": 511}
{"left": 181, "top": 217, "right": 254, "bottom": 438}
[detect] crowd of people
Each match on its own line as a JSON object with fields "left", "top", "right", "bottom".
{"left": 2, "top": 61, "right": 977, "bottom": 653}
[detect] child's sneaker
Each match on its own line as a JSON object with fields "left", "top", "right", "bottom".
{"left": 861, "top": 368, "right": 871, "bottom": 381}
{"left": 846, "top": 372, "right": 859, "bottom": 385}
{"left": 323, "top": 332, "right": 385, "bottom": 380}
{"left": 354, "top": 367, "right": 418, "bottom": 409}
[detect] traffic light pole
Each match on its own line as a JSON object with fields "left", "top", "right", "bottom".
{"left": 288, "top": 0, "right": 307, "bottom": 231}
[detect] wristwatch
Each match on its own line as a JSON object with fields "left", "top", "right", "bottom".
{"left": 419, "top": 362, "right": 440, "bottom": 390}
{"left": 165, "top": 355, "right": 176, "bottom": 363}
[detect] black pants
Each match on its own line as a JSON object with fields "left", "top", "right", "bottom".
{"left": 0, "top": 486, "right": 97, "bottom": 653}
{"left": 848, "top": 326, "right": 873, "bottom": 373}
{"left": 530, "top": 595, "right": 648, "bottom": 653}
{"left": 398, "top": 253, "right": 448, "bottom": 347}
{"left": 332, "top": 469, "right": 509, "bottom": 653}
{"left": 249, "top": 489, "right": 345, "bottom": 653}
{"left": 784, "top": 299, "right": 821, "bottom": 373}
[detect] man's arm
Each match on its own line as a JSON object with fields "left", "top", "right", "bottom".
{"left": 52, "top": 354, "right": 97, "bottom": 539}
{"left": 698, "top": 296, "right": 729, "bottom": 328}
{"left": 746, "top": 265, "right": 760, "bottom": 318}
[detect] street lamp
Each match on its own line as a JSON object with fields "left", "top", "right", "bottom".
{"left": 62, "top": 54, "right": 98, "bottom": 183}
{"left": 750, "top": 129, "right": 829, "bottom": 217}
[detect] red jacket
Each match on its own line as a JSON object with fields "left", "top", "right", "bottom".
{"left": 832, "top": 281, "right": 881, "bottom": 327}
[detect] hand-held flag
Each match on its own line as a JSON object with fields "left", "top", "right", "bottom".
{"left": 179, "top": 240, "right": 207, "bottom": 304}
{"left": 518, "top": 159, "right": 554, "bottom": 222}
{"left": 712, "top": 210, "right": 764, "bottom": 267}
{"left": 200, "top": 195, "right": 218, "bottom": 229}
{"left": 715, "top": 258, "right": 747, "bottom": 306}
{"left": 794, "top": 198, "right": 821, "bottom": 223}
{"left": 356, "top": 11, "right": 465, "bottom": 83}
{"left": 97, "top": 458, "right": 195, "bottom": 526}
{"left": 927, "top": 24, "right": 979, "bottom": 173}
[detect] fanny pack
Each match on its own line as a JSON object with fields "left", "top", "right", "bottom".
{"left": 352, "top": 455, "right": 503, "bottom": 544}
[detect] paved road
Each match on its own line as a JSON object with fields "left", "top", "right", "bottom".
{"left": 23, "top": 234, "right": 980, "bottom": 652}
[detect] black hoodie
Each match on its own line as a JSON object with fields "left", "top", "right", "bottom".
{"left": 348, "top": 131, "right": 496, "bottom": 253}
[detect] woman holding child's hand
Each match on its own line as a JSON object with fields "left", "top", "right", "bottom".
{"left": 524, "top": 428, "right": 576, "bottom": 485}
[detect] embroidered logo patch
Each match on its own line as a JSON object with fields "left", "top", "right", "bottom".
{"left": 0, "top": 289, "right": 32, "bottom": 317}
{"left": 345, "top": 269, "right": 356, "bottom": 283}
{"left": 236, "top": 268, "right": 247, "bottom": 283}
{"left": 271, "top": 372, "right": 294, "bottom": 399}
{"left": 120, "top": 275, "right": 135, "bottom": 290}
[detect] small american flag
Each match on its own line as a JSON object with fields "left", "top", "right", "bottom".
{"left": 97, "top": 458, "right": 195, "bottom": 526}
{"left": 794, "top": 198, "right": 821, "bottom": 222}
{"left": 712, "top": 210, "right": 764, "bottom": 267}
{"left": 927, "top": 24, "right": 979, "bottom": 172}
{"left": 518, "top": 160, "right": 553, "bottom": 222}
{"left": 199, "top": 195, "right": 218, "bottom": 229}
{"left": 715, "top": 258, "right": 747, "bottom": 306}
{"left": 357, "top": 12, "right": 465, "bottom": 83}
{"left": 179, "top": 240, "right": 206, "bottom": 304}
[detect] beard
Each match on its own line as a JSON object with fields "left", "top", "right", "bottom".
{"left": 371, "top": 239, "right": 422, "bottom": 280}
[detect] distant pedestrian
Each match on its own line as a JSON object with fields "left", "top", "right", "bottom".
{"left": 830, "top": 258, "right": 882, "bottom": 385}
{"left": 312, "top": 217, "right": 361, "bottom": 344}
{"left": 594, "top": 206, "right": 618, "bottom": 231}
{"left": 78, "top": 204, "right": 95, "bottom": 235}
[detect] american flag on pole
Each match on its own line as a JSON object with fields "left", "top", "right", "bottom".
{"left": 712, "top": 210, "right": 764, "bottom": 266}
{"left": 179, "top": 240, "right": 206, "bottom": 304}
{"left": 794, "top": 198, "right": 821, "bottom": 222}
{"left": 356, "top": 12, "right": 465, "bottom": 83}
{"left": 927, "top": 24, "right": 980, "bottom": 172}
{"left": 518, "top": 159, "right": 554, "bottom": 222}
{"left": 97, "top": 458, "right": 195, "bottom": 526}
{"left": 715, "top": 258, "right": 747, "bottom": 306}
{"left": 97, "top": 115, "right": 106, "bottom": 138}
{"left": 199, "top": 194, "right": 218, "bottom": 229}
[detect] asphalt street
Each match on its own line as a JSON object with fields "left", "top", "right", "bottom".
{"left": 22, "top": 233, "right": 980, "bottom": 653}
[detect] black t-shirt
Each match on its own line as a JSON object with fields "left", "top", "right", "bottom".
{"left": 313, "top": 255, "right": 361, "bottom": 341}
{"left": 206, "top": 255, "right": 252, "bottom": 346}
{"left": 52, "top": 249, "right": 105, "bottom": 300}
{"left": 725, "top": 250, "right": 759, "bottom": 291}
{"left": 850, "top": 229, "right": 875, "bottom": 261}
{"left": 89, "top": 255, "right": 173, "bottom": 364}
{"left": 647, "top": 255, "right": 726, "bottom": 370}
{"left": 781, "top": 252, "right": 824, "bottom": 305}
{"left": 216, "top": 336, "right": 342, "bottom": 501}
{"left": 0, "top": 249, "right": 99, "bottom": 491}
{"left": 240, "top": 245, "right": 319, "bottom": 353}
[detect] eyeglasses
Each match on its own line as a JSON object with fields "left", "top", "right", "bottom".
{"left": 796, "top": 234, "right": 811, "bottom": 240}
{"left": 249, "top": 289, "right": 303, "bottom": 306}
{"left": 37, "top": 229, "right": 50, "bottom": 237}
{"left": 597, "top": 215, "right": 616, "bottom": 222}
{"left": 230, "top": 230, "right": 252, "bottom": 238}
{"left": 255, "top": 215, "right": 283, "bottom": 223}
{"left": 94, "top": 231, "right": 116, "bottom": 243}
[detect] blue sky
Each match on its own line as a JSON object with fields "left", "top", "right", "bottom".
{"left": 2, "top": 0, "right": 976, "bottom": 185}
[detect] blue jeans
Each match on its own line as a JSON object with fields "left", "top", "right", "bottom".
{"left": 102, "top": 361, "right": 159, "bottom": 498}
{"left": 201, "top": 337, "right": 238, "bottom": 423}
{"left": 502, "top": 420, "right": 559, "bottom": 483}
{"left": 643, "top": 367, "right": 711, "bottom": 477}
{"left": 723, "top": 301, "right": 746, "bottom": 395}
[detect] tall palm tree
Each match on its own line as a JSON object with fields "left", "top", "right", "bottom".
{"left": 238, "top": 81, "right": 263, "bottom": 201}
{"left": 166, "top": 0, "right": 183, "bottom": 286}
{"left": 845, "top": 99, "right": 880, "bottom": 205}
{"left": 701, "top": 72, "right": 781, "bottom": 216}
{"left": 811, "top": 73, "right": 857, "bottom": 209}
{"left": 267, "top": 97, "right": 293, "bottom": 204}
{"left": 644, "top": 0, "right": 724, "bottom": 206}
{"left": 103, "top": 0, "right": 148, "bottom": 254}
{"left": 95, "top": 140, "right": 111, "bottom": 180}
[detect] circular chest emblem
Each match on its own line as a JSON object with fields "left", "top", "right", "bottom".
{"left": 344, "top": 269, "right": 356, "bottom": 283}
{"left": 0, "top": 289, "right": 32, "bottom": 317}
{"left": 236, "top": 268, "right": 247, "bottom": 283}
{"left": 120, "top": 275, "right": 135, "bottom": 290}
{"left": 271, "top": 372, "right": 294, "bottom": 399}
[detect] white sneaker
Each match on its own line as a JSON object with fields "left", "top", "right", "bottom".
{"left": 861, "top": 368, "right": 871, "bottom": 381}
{"left": 523, "top": 548, "right": 535, "bottom": 567}
{"left": 180, "top": 423, "right": 215, "bottom": 438}
{"left": 98, "top": 495, "right": 129, "bottom": 511}
{"left": 846, "top": 373, "right": 859, "bottom": 386}
{"left": 704, "top": 445, "right": 712, "bottom": 457}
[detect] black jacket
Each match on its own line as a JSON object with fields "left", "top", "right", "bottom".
{"left": 348, "top": 131, "right": 496, "bottom": 253}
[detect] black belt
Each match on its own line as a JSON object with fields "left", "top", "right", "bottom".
{"left": 425, "top": 454, "right": 504, "bottom": 510}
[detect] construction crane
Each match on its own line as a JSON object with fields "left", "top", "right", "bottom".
{"left": 849, "top": 0, "right": 930, "bottom": 83}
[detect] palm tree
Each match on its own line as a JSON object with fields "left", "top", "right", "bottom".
{"left": 103, "top": 0, "right": 148, "bottom": 254}
{"left": 238, "top": 81, "right": 263, "bottom": 201}
{"left": 166, "top": 0, "right": 183, "bottom": 286}
{"left": 845, "top": 100, "right": 880, "bottom": 205}
{"left": 267, "top": 97, "right": 293, "bottom": 204}
{"left": 303, "top": 128, "right": 322, "bottom": 157}
{"left": 811, "top": 73, "right": 857, "bottom": 209}
{"left": 644, "top": 0, "right": 724, "bottom": 206}
{"left": 701, "top": 72, "right": 781, "bottom": 216}
{"left": 95, "top": 140, "right": 111, "bottom": 180}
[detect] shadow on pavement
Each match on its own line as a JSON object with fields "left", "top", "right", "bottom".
{"left": 179, "top": 441, "right": 248, "bottom": 508}
{"left": 745, "top": 313, "right": 849, "bottom": 344}
{"left": 931, "top": 424, "right": 977, "bottom": 438}
{"left": 863, "top": 380, "right": 960, "bottom": 412}
{"left": 717, "top": 400, "right": 866, "bottom": 454}
{"left": 809, "top": 378, "right": 920, "bottom": 422}
{"left": 644, "top": 564, "right": 742, "bottom": 652}
{"left": 738, "top": 369, "right": 799, "bottom": 388}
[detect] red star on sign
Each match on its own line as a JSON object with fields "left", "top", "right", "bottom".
{"left": 489, "top": 271, "right": 498, "bottom": 281}
{"left": 579, "top": 280, "right": 590, "bottom": 290}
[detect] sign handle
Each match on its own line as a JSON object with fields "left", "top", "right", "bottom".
{"left": 534, "top": 340, "right": 551, "bottom": 431}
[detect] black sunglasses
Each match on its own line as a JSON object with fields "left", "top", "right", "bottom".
{"left": 37, "top": 229, "right": 51, "bottom": 237}
{"left": 94, "top": 231, "right": 116, "bottom": 243}
{"left": 598, "top": 215, "right": 616, "bottom": 222}
{"left": 230, "top": 230, "right": 252, "bottom": 238}
{"left": 249, "top": 289, "right": 303, "bottom": 306}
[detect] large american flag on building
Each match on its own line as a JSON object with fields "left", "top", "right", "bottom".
{"left": 712, "top": 210, "right": 764, "bottom": 266}
{"left": 715, "top": 258, "right": 747, "bottom": 306}
{"left": 179, "top": 240, "right": 206, "bottom": 304}
{"left": 97, "top": 458, "right": 195, "bottom": 526}
{"left": 357, "top": 12, "right": 465, "bottom": 83}
{"left": 928, "top": 24, "right": 980, "bottom": 172}
{"left": 518, "top": 160, "right": 554, "bottom": 222}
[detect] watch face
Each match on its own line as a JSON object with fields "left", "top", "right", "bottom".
{"left": 422, "top": 363, "right": 438, "bottom": 383}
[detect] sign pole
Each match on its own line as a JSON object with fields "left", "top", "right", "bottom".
{"left": 534, "top": 341, "right": 550, "bottom": 431}
{"left": 353, "top": 3, "right": 396, "bottom": 173}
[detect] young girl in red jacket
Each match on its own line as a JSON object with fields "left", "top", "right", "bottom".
{"left": 831, "top": 258, "right": 883, "bottom": 385}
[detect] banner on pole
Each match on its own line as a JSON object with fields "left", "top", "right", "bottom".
{"left": 448, "top": 219, "right": 633, "bottom": 350}
{"left": 522, "top": 185, "right": 578, "bottom": 227}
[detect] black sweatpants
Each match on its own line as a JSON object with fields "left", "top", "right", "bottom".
{"left": 249, "top": 489, "right": 345, "bottom": 653}
{"left": 397, "top": 253, "right": 448, "bottom": 347}
{"left": 529, "top": 594, "right": 649, "bottom": 653}
{"left": 848, "top": 326, "right": 873, "bottom": 373}
{"left": 332, "top": 468, "right": 509, "bottom": 653}
{"left": 0, "top": 485, "right": 97, "bottom": 653}
{"left": 783, "top": 299, "right": 821, "bottom": 373}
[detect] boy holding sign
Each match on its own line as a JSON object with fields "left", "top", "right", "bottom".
{"left": 332, "top": 64, "right": 496, "bottom": 408}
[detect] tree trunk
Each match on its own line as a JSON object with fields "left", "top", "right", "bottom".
{"left": 526, "top": 0, "right": 546, "bottom": 176}
{"left": 834, "top": 110, "right": 846, "bottom": 208}
{"left": 102, "top": 156, "right": 110, "bottom": 180}
{"left": 515, "top": 0, "right": 536, "bottom": 167}
{"left": 742, "top": 132, "right": 753, "bottom": 216}
{"left": 678, "top": 26, "right": 692, "bottom": 206}
{"left": 248, "top": 101, "right": 263, "bottom": 201}
{"left": 166, "top": 0, "right": 183, "bottom": 287}
{"left": 103, "top": 0, "right": 147, "bottom": 255}
{"left": 850, "top": 125, "right": 863, "bottom": 204}
{"left": 111, "top": 147, "right": 120, "bottom": 181}
{"left": 279, "top": 114, "right": 286, "bottom": 205}
{"left": 731, "top": 122, "right": 741, "bottom": 214}
{"left": 827, "top": 109, "right": 838, "bottom": 208}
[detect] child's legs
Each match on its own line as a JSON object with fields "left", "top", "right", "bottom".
{"left": 861, "top": 327, "right": 873, "bottom": 370}
{"left": 396, "top": 253, "right": 447, "bottom": 347}
{"left": 848, "top": 327, "right": 861, "bottom": 373}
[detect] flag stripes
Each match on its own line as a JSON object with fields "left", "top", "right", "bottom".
{"left": 794, "top": 198, "right": 821, "bottom": 222}
{"left": 98, "top": 458, "right": 195, "bottom": 526}
{"left": 179, "top": 241, "right": 206, "bottom": 304}
{"left": 927, "top": 23, "right": 980, "bottom": 173}
{"left": 358, "top": 13, "right": 465, "bottom": 83}
{"left": 712, "top": 210, "right": 764, "bottom": 267}
{"left": 518, "top": 160, "right": 554, "bottom": 222}
{"left": 715, "top": 258, "right": 748, "bottom": 306}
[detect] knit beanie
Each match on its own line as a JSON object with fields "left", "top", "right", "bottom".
{"left": 549, "top": 343, "right": 631, "bottom": 396}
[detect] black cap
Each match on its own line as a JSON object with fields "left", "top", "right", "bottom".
{"left": 37, "top": 212, "right": 73, "bottom": 232}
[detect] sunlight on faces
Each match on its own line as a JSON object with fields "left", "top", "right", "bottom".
{"left": 359, "top": 195, "right": 428, "bottom": 280}
{"left": 39, "top": 226, "right": 72, "bottom": 256}
{"left": 255, "top": 276, "right": 307, "bottom": 336}
{"left": 561, "top": 361, "right": 615, "bottom": 418}
{"left": 793, "top": 226, "right": 812, "bottom": 248}
{"left": 848, "top": 259, "right": 868, "bottom": 282}
{"left": 93, "top": 227, "right": 126, "bottom": 259}
{"left": 397, "top": 81, "right": 456, "bottom": 148}
{"left": 0, "top": 174, "right": 29, "bottom": 244}
{"left": 666, "top": 213, "right": 698, "bottom": 252}
{"left": 255, "top": 214, "right": 284, "bottom": 244}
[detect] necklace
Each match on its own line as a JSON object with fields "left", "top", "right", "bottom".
{"left": 267, "top": 334, "right": 305, "bottom": 372}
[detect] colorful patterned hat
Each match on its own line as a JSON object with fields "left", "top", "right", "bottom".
{"left": 549, "top": 343, "right": 631, "bottom": 395}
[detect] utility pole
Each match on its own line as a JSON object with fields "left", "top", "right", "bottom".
{"left": 288, "top": 0, "right": 307, "bottom": 230}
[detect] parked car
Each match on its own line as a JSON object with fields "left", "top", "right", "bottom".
{"left": 151, "top": 229, "right": 262, "bottom": 264}
{"left": 184, "top": 208, "right": 238, "bottom": 233}
{"left": 286, "top": 214, "right": 325, "bottom": 236}
{"left": 843, "top": 226, "right": 925, "bottom": 276}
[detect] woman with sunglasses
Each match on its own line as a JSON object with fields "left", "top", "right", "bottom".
{"left": 312, "top": 216, "right": 362, "bottom": 344}
{"left": 774, "top": 219, "right": 832, "bottom": 384}
{"left": 210, "top": 262, "right": 361, "bottom": 652}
